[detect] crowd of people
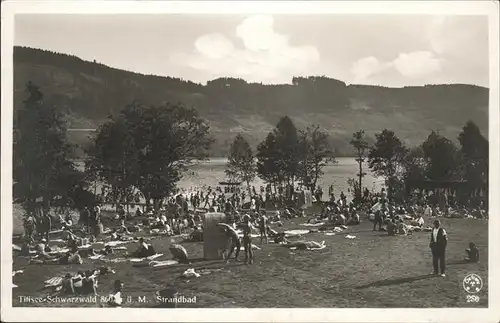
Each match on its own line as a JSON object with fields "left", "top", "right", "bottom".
{"left": 15, "top": 180, "right": 487, "bottom": 307}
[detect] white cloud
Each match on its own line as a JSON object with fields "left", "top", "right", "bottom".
{"left": 236, "top": 15, "right": 288, "bottom": 52}
{"left": 350, "top": 56, "right": 391, "bottom": 83}
{"left": 393, "top": 51, "right": 441, "bottom": 78}
{"left": 351, "top": 50, "right": 441, "bottom": 83}
{"left": 194, "top": 33, "right": 234, "bottom": 59}
{"left": 170, "top": 15, "right": 320, "bottom": 84}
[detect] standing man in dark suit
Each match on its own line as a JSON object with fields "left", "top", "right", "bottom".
{"left": 429, "top": 219, "right": 447, "bottom": 277}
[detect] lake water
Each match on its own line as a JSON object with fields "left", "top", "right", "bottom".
{"left": 78, "top": 157, "right": 383, "bottom": 198}
{"left": 178, "top": 157, "right": 383, "bottom": 197}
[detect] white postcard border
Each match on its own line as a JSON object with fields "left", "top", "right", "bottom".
{"left": 1, "top": 1, "right": 499, "bottom": 322}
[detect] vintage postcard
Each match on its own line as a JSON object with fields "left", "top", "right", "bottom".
{"left": 1, "top": 1, "right": 499, "bottom": 322}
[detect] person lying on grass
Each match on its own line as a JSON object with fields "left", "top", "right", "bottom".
{"left": 282, "top": 240, "right": 326, "bottom": 250}
{"left": 273, "top": 232, "right": 287, "bottom": 244}
{"left": 31, "top": 246, "right": 84, "bottom": 265}
{"left": 61, "top": 266, "right": 116, "bottom": 295}
{"left": 307, "top": 216, "right": 324, "bottom": 224}
{"left": 88, "top": 246, "right": 112, "bottom": 257}
{"left": 465, "top": 242, "right": 480, "bottom": 263}
{"left": 129, "top": 238, "right": 156, "bottom": 258}
{"left": 61, "top": 248, "right": 84, "bottom": 265}
{"left": 35, "top": 239, "right": 55, "bottom": 260}
{"left": 169, "top": 242, "right": 189, "bottom": 264}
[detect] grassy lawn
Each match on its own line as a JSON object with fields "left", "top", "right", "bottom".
{"left": 12, "top": 209, "right": 488, "bottom": 308}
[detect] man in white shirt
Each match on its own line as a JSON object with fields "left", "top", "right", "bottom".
{"left": 429, "top": 219, "right": 447, "bottom": 277}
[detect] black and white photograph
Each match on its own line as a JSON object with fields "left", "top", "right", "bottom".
{"left": 1, "top": 1, "right": 499, "bottom": 322}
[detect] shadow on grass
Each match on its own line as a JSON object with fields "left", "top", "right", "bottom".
{"left": 153, "top": 258, "right": 245, "bottom": 270}
{"left": 181, "top": 239, "right": 202, "bottom": 244}
{"left": 447, "top": 259, "right": 478, "bottom": 266}
{"left": 355, "top": 274, "right": 434, "bottom": 289}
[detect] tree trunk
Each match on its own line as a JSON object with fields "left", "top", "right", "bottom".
{"left": 357, "top": 154, "right": 364, "bottom": 201}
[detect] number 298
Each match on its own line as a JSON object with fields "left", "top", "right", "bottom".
{"left": 466, "top": 295, "right": 480, "bottom": 303}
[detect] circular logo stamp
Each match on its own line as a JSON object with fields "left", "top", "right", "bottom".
{"left": 463, "top": 273, "right": 483, "bottom": 294}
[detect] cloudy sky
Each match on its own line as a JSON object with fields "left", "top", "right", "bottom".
{"left": 15, "top": 14, "right": 489, "bottom": 87}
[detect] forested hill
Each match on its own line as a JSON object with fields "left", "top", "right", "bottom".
{"left": 13, "top": 46, "right": 489, "bottom": 157}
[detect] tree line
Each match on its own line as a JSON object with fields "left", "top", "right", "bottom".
{"left": 14, "top": 82, "right": 213, "bottom": 215}
{"left": 345, "top": 123, "right": 488, "bottom": 205}
{"left": 225, "top": 117, "right": 336, "bottom": 196}
{"left": 14, "top": 81, "right": 489, "bottom": 217}
{"left": 225, "top": 116, "right": 488, "bottom": 206}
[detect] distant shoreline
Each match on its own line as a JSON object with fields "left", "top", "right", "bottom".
{"left": 71, "top": 156, "right": 359, "bottom": 162}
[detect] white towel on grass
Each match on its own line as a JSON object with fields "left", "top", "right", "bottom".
{"left": 149, "top": 260, "right": 179, "bottom": 267}
{"left": 300, "top": 222, "right": 325, "bottom": 227}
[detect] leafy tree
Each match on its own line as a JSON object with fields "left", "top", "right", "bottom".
{"left": 88, "top": 103, "right": 213, "bottom": 210}
{"left": 225, "top": 134, "right": 256, "bottom": 195}
{"left": 13, "top": 82, "right": 78, "bottom": 214}
{"left": 349, "top": 130, "right": 370, "bottom": 200}
{"left": 298, "top": 125, "right": 336, "bottom": 191}
{"left": 256, "top": 116, "right": 301, "bottom": 195}
{"left": 368, "top": 129, "right": 408, "bottom": 200}
{"left": 421, "top": 131, "right": 459, "bottom": 181}
{"left": 133, "top": 103, "right": 213, "bottom": 211}
{"left": 88, "top": 102, "right": 213, "bottom": 212}
{"left": 257, "top": 132, "right": 285, "bottom": 191}
{"left": 273, "top": 116, "right": 300, "bottom": 186}
{"left": 85, "top": 115, "right": 139, "bottom": 212}
{"left": 458, "top": 120, "right": 488, "bottom": 185}
{"left": 403, "top": 146, "right": 427, "bottom": 182}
